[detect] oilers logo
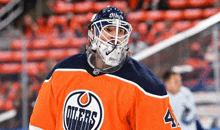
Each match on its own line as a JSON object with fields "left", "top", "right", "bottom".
{"left": 63, "top": 90, "right": 104, "bottom": 130}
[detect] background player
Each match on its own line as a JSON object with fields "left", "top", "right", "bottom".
{"left": 29, "top": 6, "right": 181, "bottom": 130}
{"left": 162, "top": 70, "right": 204, "bottom": 130}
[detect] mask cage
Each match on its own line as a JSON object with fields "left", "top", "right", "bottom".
{"left": 90, "top": 19, "right": 132, "bottom": 47}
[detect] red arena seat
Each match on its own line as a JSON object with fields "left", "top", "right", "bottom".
{"left": 26, "top": 62, "right": 39, "bottom": 76}
{"left": 31, "top": 38, "right": 51, "bottom": 49}
{"left": 127, "top": 11, "right": 146, "bottom": 22}
{"left": 36, "top": 26, "right": 55, "bottom": 37}
{"left": 192, "top": 19, "right": 202, "bottom": 26}
{"left": 10, "top": 39, "right": 31, "bottom": 50}
{"left": 111, "top": 1, "right": 128, "bottom": 11}
{"left": 8, "top": 82, "right": 20, "bottom": 100}
{"left": 152, "top": 21, "right": 167, "bottom": 32}
{"left": 50, "top": 36, "right": 72, "bottom": 49}
{"left": 183, "top": 9, "right": 202, "bottom": 20}
{"left": 145, "top": 10, "right": 165, "bottom": 21}
{"left": 11, "top": 39, "right": 22, "bottom": 50}
{"left": 0, "top": 63, "right": 22, "bottom": 74}
{"left": 93, "top": 2, "right": 111, "bottom": 12}
{"left": 86, "top": 12, "right": 95, "bottom": 21}
{"left": 72, "top": 14, "right": 89, "bottom": 25}
{"left": 47, "top": 49, "right": 68, "bottom": 61}
{"left": 72, "top": 1, "right": 93, "bottom": 13}
{"left": 12, "top": 51, "right": 34, "bottom": 62}
{"left": 188, "top": 0, "right": 211, "bottom": 8}
{"left": 5, "top": 99, "right": 14, "bottom": 111}
{"left": 37, "top": 62, "right": 46, "bottom": 72}
{"left": 28, "top": 50, "right": 48, "bottom": 61}
{"left": 12, "top": 51, "right": 23, "bottom": 62}
{"left": 70, "top": 37, "right": 88, "bottom": 48}
{"left": 202, "top": 8, "right": 220, "bottom": 18}
{"left": 137, "top": 22, "right": 148, "bottom": 35}
{"left": 48, "top": 15, "right": 68, "bottom": 27}
{"left": 0, "top": 0, "right": 13, "bottom": 4}
{"left": 65, "top": 48, "right": 80, "bottom": 57}
{"left": 164, "top": 10, "right": 184, "bottom": 21}
{"left": 0, "top": 51, "right": 13, "bottom": 62}
{"left": 52, "top": 1, "right": 70, "bottom": 14}
{"left": 168, "top": 0, "right": 188, "bottom": 9}
{"left": 173, "top": 20, "right": 193, "bottom": 32}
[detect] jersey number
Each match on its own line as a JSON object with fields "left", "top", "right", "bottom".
{"left": 164, "top": 109, "right": 177, "bottom": 128}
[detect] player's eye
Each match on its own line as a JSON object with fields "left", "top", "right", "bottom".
{"left": 118, "top": 28, "right": 126, "bottom": 36}
{"left": 104, "top": 27, "right": 112, "bottom": 33}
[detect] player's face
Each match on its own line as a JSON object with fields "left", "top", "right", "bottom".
{"left": 168, "top": 74, "right": 181, "bottom": 94}
{"left": 175, "top": 74, "right": 182, "bottom": 88}
{"left": 100, "top": 26, "right": 126, "bottom": 44}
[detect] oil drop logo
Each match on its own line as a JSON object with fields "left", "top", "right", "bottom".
{"left": 63, "top": 90, "right": 104, "bottom": 130}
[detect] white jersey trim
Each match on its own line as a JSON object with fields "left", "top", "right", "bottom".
{"left": 44, "top": 68, "right": 168, "bottom": 99}
{"left": 44, "top": 76, "right": 52, "bottom": 83}
{"left": 44, "top": 69, "right": 87, "bottom": 82}
{"left": 29, "top": 124, "right": 43, "bottom": 130}
{"left": 106, "top": 74, "right": 168, "bottom": 99}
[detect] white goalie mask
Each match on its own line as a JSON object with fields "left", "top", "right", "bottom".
{"left": 87, "top": 6, "right": 132, "bottom": 73}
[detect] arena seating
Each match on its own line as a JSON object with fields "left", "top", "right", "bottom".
{"left": 0, "top": 0, "right": 12, "bottom": 4}
{"left": 2, "top": 0, "right": 219, "bottom": 77}
{"left": 0, "top": 0, "right": 219, "bottom": 113}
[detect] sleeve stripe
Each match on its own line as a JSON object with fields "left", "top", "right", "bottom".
{"left": 106, "top": 74, "right": 168, "bottom": 99}
{"left": 44, "top": 69, "right": 87, "bottom": 83}
{"left": 44, "top": 76, "right": 52, "bottom": 83}
{"left": 29, "top": 124, "right": 44, "bottom": 130}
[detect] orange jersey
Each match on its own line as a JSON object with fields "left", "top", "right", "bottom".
{"left": 29, "top": 52, "right": 181, "bottom": 130}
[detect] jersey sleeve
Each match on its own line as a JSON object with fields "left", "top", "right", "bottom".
{"left": 183, "top": 87, "right": 197, "bottom": 122}
{"left": 29, "top": 78, "right": 57, "bottom": 130}
{"left": 129, "top": 86, "right": 181, "bottom": 130}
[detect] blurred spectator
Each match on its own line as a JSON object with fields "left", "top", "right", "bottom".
{"left": 72, "top": 24, "right": 84, "bottom": 37}
{"left": 158, "top": 0, "right": 169, "bottom": 10}
{"left": 36, "top": 13, "right": 54, "bottom": 37}
{"left": 23, "top": 0, "right": 37, "bottom": 12}
{"left": 95, "top": 0, "right": 106, "bottom": 1}
{"left": 54, "top": 21, "right": 69, "bottom": 38}
{"left": 154, "top": 20, "right": 176, "bottom": 43}
{"left": 151, "top": 0, "right": 160, "bottom": 10}
{"left": 0, "top": 81, "right": 7, "bottom": 113}
{"left": 204, "top": 36, "right": 220, "bottom": 63}
{"left": 12, "top": 82, "right": 38, "bottom": 129}
{"left": 128, "top": 32, "right": 148, "bottom": 55}
{"left": 21, "top": 15, "right": 37, "bottom": 39}
{"left": 0, "top": 80, "right": 20, "bottom": 114}
{"left": 133, "top": 0, "right": 151, "bottom": 10}
{"left": 80, "top": 44, "right": 86, "bottom": 53}
{"left": 204, "top": 41, "right": 216, "bottom": 81}
{"left": 184, "top": 42, "right": 212, "bottom": 90}
{"left": 39, "top": 13, "right": 50, "bottom": 27}
{"left": 132, "top": 0, "right": 166, "bottom": 10}
{"left": 137, "top": 22, "right": 150, "bottom": 44}
{"left": 144, "top": 20, "right": 157, "bottom": 46}
{"left": 190, "top": 42, "right": 204, "bottom": 60}
{"left": 187, "top": 42, "right": 209, "bottom": 70}
{"left": 69, "top": 15, "right": 86, "bottom": 38}
{"left": 128, "top": 0, "right": 142, "bottom": 10}
{"left": 36, "top": 59, "right": 57, "bottom": 83}
{"left": 124, "top": 7, "right": 131, "bottom": 16}
{"left": 214, "top": 0, "right": 220, "bottom": 8}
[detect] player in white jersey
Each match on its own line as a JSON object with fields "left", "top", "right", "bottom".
{"left": 162, "top": 70, "right": 203, "bottom": 130}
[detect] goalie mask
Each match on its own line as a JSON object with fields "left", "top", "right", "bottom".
{"left": 87, "top": 6, "right": 132, "bottom": 73}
